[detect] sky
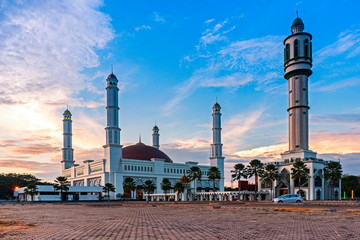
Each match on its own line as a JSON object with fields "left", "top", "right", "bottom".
{"left": 0, "top": 0, "right": 359, "bottom": 185}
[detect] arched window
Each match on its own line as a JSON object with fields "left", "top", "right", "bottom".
{"left": 141, "top": 166, "right": 143, "bottom": 171}
{"left": 304, "top": 39, "right": 309, "bottom": 57}
{"left": 150, "top": 167, "right": 153, "bottom": 171}
{"left": 131, "top": 166, "right": 134, "bottom": 171}
{"left": 285, "top": 44, "right": 290, "bottom": 61}
{"left": 124, "top": 165, "right": 127, "bottom": 171}
{"left": 294, "top": 40, "right": 299, "bottom": 57}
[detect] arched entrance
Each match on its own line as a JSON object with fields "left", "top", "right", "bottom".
{"left": 277, "top": 181, "right": 289, "bottom": 196}
{"left": 316, "top": 189, "right": 321, "bottom": 200}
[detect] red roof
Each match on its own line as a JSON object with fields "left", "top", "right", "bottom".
{"left": 122, "top": 144, "right": 173, "bottom": 163}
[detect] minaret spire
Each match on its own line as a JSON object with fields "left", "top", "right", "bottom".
{"left": 152, "top": 124, "right": 160, "bottom": 149}
{"left": 282, "top": 15, "right": 316, "bottom": 161}
{"left": 209, "top": 101, "right": 224, "bottom": 192}
{"left": 61, "top": 109, "right": 74, "bottom": 170}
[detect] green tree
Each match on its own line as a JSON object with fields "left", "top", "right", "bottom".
{"left": 291, "top": 160, "right": 310, "bottom": 197}
{"left": 143, "top": 180, "right": 156, "bottom": 202}
{"left": 0, "top": 173, "right": 41, "bottom": 200}
{"left": 174, "top": 182, "right": 185, "bottom": 201}
{"left": 53, "top": 176, "right": 70, "bottom": 201}
{"left": 103, "top": 183, "right": 116, "bottom": 201}
{"left": 187, "top": 166, "right": 202, "bottom": 200}
{"left": 161, "top": 178, "right": 172, "bottom": 201}
{"left": 247, "top": 159, "right": 264, "bottom": 200}
{"left": 341, "top": 175, "right": 360, "bottom": 199}
{"left": 24, "top": 183, "right": 38, "bottom": 202}
{"left": 324, "top": 161, "right": 342, "bottom": 200}
{"left": 207, "top": 167, "right": 221, "bottom": 192}
{"left": 123, "top": 177, "right": 136, "bottom": 199}
{"left": 261, "top": 164, "right": 279, "bottom": 200}
{"left": 231, "top": 163, "right": 248, "bottom": 199}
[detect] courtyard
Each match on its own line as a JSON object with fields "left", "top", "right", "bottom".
{"left": 1, "top": 202, "right": 360, "bottom": 239}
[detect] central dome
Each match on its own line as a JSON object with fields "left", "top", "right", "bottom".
{"left": 122, "top": 144, "right": 173, "bottom": 163}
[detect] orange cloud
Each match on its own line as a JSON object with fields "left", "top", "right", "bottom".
{"left": 9, "top": 143, "right": 60, "bottom": 155}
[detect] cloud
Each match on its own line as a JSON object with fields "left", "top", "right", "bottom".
{"left": 311, "top": 113, "right": 360, "bottom": 125}
{"left": 153, "top": 12, "right": 165, "bottom": 22}
{"left": 0, "top": 1, "right": 115, "bottom": 179}
{"left": 204, "top": 19, "right": 215, "bottom": 24}
{"left": 9, "top": 143, "right": 60, "bottom": 155}
{"left": 0, "top": 159, "right": 58, "bottom": 175}
{"left": 166, "top": 20, "right": 284, "bottom": 114}
{"left": 315, "top": 30, "right": 360, "bottom": 63}
{"left": 313, "top": 77, "right": 360, "bottom": 92}
{"left": 135, "top": 25, "right": 151, "bottom": 32}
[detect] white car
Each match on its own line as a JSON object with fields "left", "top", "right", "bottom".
{"left": 272, "top": 194, "right": 303, "bottom": 203}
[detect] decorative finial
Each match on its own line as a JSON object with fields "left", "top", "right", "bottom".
{"left": 111, "top": 64, "right": 113, "bottom": 74}
{"left": 296, "top": 11, "right": 298, "bottom": 18}
{"left": 66, "top": 104, "right": 68, "bottom": 110}
{"left": 216, "top": 96, "right": 218, "bottom": 103}
{"left": 155, "top": 120, "right": 157, "bottom": 126}
{"left": 139, "top": 134, "right": 141, "bottom": 143}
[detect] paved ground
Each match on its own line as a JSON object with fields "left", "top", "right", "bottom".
{"left": 1, "top": 202, "right": 360, "bottom": 239}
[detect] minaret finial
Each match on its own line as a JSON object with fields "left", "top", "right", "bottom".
{"left": 139, "top": 134, "right": 141, "bottom": 143}
{"left": 296, "top": 11, "right": 298, "bottom": 18}
{"left": 111, "top": 64, "right": 113, "bottom": 74}
{"left": 216, "top": 96, "right": 218, "bottom": 103}
{"left": 66, "top": 104, "right": 68, "bottom": 110}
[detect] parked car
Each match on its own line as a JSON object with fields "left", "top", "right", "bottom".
{"left": 272, "top": 194, "right": 303, "bottom": 203}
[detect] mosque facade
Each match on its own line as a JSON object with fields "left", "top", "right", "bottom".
{"left": 61, "top": 74, "right": 225, "bottom": 200}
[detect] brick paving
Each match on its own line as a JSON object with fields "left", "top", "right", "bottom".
{"left": 1, "top": 202, "right": 360, "bottom": 239}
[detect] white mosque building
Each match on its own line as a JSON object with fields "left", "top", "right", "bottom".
{"left": 61, "top": 72, "right": 225, "bottom": 200}
{"left": 258, "top": 15, "right": 341, "bottom": 201}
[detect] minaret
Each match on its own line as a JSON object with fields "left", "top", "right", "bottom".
{"left": 209, "top": 102, "right": 225, "bottom": 191}
{"left": 282, "top": 13, "right": 316, "bottom": 160}
{"left": 152, "top": 125, "right": 160, "bottom": 149}
{"left": 103, "top": 72, "right": 122, "bottom": 174}
{"left": 61, "top": 109, "right": 74, "bottom": 170}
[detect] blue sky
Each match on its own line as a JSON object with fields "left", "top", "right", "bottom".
{"left": 0, "top": 0, "right": 359, "bottom": 184}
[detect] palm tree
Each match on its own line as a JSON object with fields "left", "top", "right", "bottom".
{"left": 231, "top": 163, "right": 248, "bottom": 199}
{"left": 187, "top": 166, "right": 202, "bottom": 200}
{"left": 261, "top": 164, "right": 279, "bottom": 200}
{"left": 324, "top": 161, "right": 342, "bottom": 200}
{"left": 102, "top": 183, "right": 116, "bottom": 201}
{"left": 24, "top": 183, "right": 38, "bottom": 202}
{"left": 291, "top": 160, "right": 310, "bottom": 197}
{"left": 246, "top": 159, "right": 264, "bottom": 201}
{"left": 53, "top": 176, "right": 69, "bottom": 201}
{"left": 174, "top": 182, "right": 185, "bottom": 201}
{"left": 207, "top": 167, "right": 221, "bottom": 192}
{"left": 161, "top": 178, "right": 172, "bottom": 201}
{"left": 123, "top": 177, "right": 136, "bottom": 199}
{"left": 143, "top": 180, "right": 156, "bottom": 202}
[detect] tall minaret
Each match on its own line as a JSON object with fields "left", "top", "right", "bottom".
{"left": 152, "top": 125, "right": 160, "bottom": 149}
{"left": 61, "top": 109, "right": 74, "bottom": 170}
{"left": 282, "top": 13, "right": 316, "bottom": 160}
{"left": 209, "top": 102, "right": 225, "bottom": 191}
{"left": 103, "top": 72, "right": 122, "bottom": 174}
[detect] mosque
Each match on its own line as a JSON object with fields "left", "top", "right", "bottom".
{"left": 16, "top": 15, "right": 341, "bottom": 202}
{"left": 61, "top": 73, "right": 225, "bottom": 200}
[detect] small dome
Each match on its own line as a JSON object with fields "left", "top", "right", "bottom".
{"left": 122, "top": 144, "right": 173, "bottom": 163}
{"left": 107, "top": 73, "right": 118, "bottom": 80}
{"left": 63, "top": 109, "right": 71, "bottom": 116}
{"left": 291, "top": 16, "right": 304, "bottom": 34}
{"left": 213, "top": 102, "right": 220, "bottom": 108}
{"left": 153, "top": 125, "right": 159, "bottom": 131}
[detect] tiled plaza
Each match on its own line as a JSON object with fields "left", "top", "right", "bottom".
{"left": 1, "top": 202, "right": 360, "bottom": 239}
